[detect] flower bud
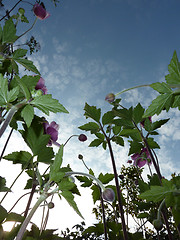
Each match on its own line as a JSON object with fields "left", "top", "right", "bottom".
{"left": 102, "top": 188, "right": 115, "bottom": 202}
{"left": 105, "top": 93, "right": 115, "bottom": 103}
{"left": 78, "top": 134, "right": 87, "bottom": 142}
{"left": 153, "top": 219, "right": 163, "bottom": 231}
{"left": 119, "top": 174, "right": 124, "bottom": 180}
{"left": 68, "top": 176, "right": 75, "bottom": 183}
{"left": 48, "top": 202, "right": 55, "bottom": 209}
{"left": 78, "top": 154, "right": 83, "bottom": 160}
{"left": 127, "top": 160, "right": 132, "bottom": 164}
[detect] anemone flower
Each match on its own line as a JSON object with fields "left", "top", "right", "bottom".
{"left": 33, "top": 3, "right": 50, "bottom": 20}
{"left": 35, "top": 77, "right": 47, "bottom": 95}
{"left": 43, "top": 120, "right": 60, "bottom": 146}
{"left": 131, "top": 148, "right": 151, "bottom": 168}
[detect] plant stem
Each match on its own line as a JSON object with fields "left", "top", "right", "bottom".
{"left": 0, "top": 127, "right": 13, "bottom": 161}
{"left": 0, "top": 0, "right": 23, "bottom": 21}
{"left": 99, "top": 187, "right": 108, "bottom": 240}
{"left": 106, "top": 138, "right": 128, "bottom": 240}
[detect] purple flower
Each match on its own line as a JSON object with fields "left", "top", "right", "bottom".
{"left": 43, "top": 120, "right": 59, "bottom": 146}
{"left": 35, "top": 77, "right": 47, "bottom": 95}
{"left": 102, "top": 188, "right": 115, "bottom": 202}
{"left": 105, "top": 93, "right": 115, "bottom": 103}
{"left": 131, "top": 148, "right": 151, "bottom": 168}
{"left": 78, "top": 134, "right": 87, "bottom": 142}
{"left": 33, "top": 3, "right": 50, "bottom": 20}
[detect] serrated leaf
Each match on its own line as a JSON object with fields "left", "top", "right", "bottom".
{"left": 137, "top": 212, "right": 149, "bottom": 219}
{"left": 58, "top": 178, "right": 75, "bottom": 191}
{"left": 113, "top": 118, "right": 134, "bottom": 128}
{"left": 84, "top": 103, "right": 101, "bottom": 122}
{"left": 95, "top": 132, "right": 104, "bottom": 140}
{"left": 165, "top": 51, "right": 180, "bottom": 85}
{"left": 89, "top": 139, "right": 103, "bottom": 147}
{"left": 143, "top": 93, "right": 174, "bottom": 117}
{"left": 76, "top": 176, "right": 93, "bottom": 187}
{"left": 112, "top": 125, "right": 121, "bottom": 135}
{"left": 102, "top": 111, "right": 114, "bottom": 125}
{"left": 0, "top": 176, "right": 11, "bottom": 192}
{"left": 14, "top": 75, "right": 31, "bottom": 100}
{"left": 60, "top": 191, "right": 84, "bottom": 219}
{"left": 2, "top": 18, "right": 17, "bottom": 44}
{"left": 91, "top": 184, "right": 100, "bottom": 204}
{"left": 129, "top": 141, "right": 143, "bottom": 155}
{"left": 150, "top": 82, "right": 173, "bottom": 94}
{"left": 30, "top": 94, "right": 68, "bottom": 115}
{"left": 113, "top": 107, "right": 133, "bottom": 120}
{"left": 50, "top": 145, "right": 63, "bottom": 182}
{"left": 13, "top": 49, "right": 27, "bottom": 58}
{"left": 78, "top": 122, "right": 100, "bottom": 134}
{"left": 146, "top": 138, "right": 160, "bottom": 149}
{"left": 14, "top": 58, "right": 40, "bottom": 74}
{"left": 98, "top": 173, "right": 114, "bottom": 184}
{"left": 111, "top": 136, "right": 124, "bottom": 146}
{"left": 0, "top": 205, "right": 8, "bottom": 223}
{"left": 3, "top": 151, "right": 33, "bottom": 168}
{"left": 133, "top": 103, "right": 144, "bottom": 124}
{"left": 172, "top": 95, "right": 180, "bottom": 110}
{"left": 0, "top": 75, "right": 8, "bottom": 104}
{"left": 7, "top": 86, "right": 19, "bottom": 103}
{"left": 21, "top": 104, "right": 34, "bottom": 127}
{"left": 151, "top": 119, "right": 170, "bottom": 131}
{"left": 6, "top": 212, "right": 24, "bottom": 222}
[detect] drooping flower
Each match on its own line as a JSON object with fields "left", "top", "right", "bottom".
{"left": 131, "top": 148, "right": 151, "bottom": 168}
{"left": 105, "top": 93, "right": 115, "bottom": 103}
{"left": 102, "top": 188, "right": 115, "bottom": 202}
{"left": 35, "top": 77, "right": 47, "bottom": 95}
{"left": 78, "top": 134, "right": 87, "bottom": 142}
{"left": 43, "top": 120, "right": 59, "bottom": 146}
{"left": 33, "top": 3, "right": 50, "bottom": 20}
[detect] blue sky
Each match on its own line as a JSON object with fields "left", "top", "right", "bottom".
{"left": 1, "top": 0, "right": 180, "bottom": 233}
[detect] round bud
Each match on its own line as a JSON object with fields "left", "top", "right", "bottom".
{"left": 78, "top": 154, "right": 83, "bottom": 160}
{"left": 127, "top": 160, "right": 132, "bottom": 164}
{"left": 105, "top": 93, "right": 115, "bottom": 103}
{"left": 119, "top": 174, "right": 124, "bottom": 180}
{"left": 48, "top": 202, "right": 55, "bottom": 209}
{"left": 102, "top": 188, "right": 115, "bottom": 202}
{"left": 78, "top": 134, "right": 87, "bottom": 142}
{"left": 68, "top": 176, "right": 75, "bottom": 183}
{"left": 153, "top": 219, "right": 163, "bottom": 231}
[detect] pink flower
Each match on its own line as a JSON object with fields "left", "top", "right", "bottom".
{"left": 43, "top": 120, "right": 59, "bottom": 146}
{"left": 33, "top": 3, "right": 50, "bottom": 20}
{"left": 35, "top": 77, "right": 47, "bottom": 95}
{"left": 131, "top": 148, "right": 151, "bottom": 168}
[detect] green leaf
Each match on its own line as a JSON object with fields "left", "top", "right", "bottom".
{"left": 111, "top": 136, "right": 124, "bottom": 146}
{"left": 102, "top": 111, "right": 114, "bottom": 125}
{"left": 137, "top": 212, "right": 149, "bottom": 219}
{"left": 120, "top": 129, "right": 141, "bottom": 141}
{"left": 89, "top": 139, "right": 103, "bottom": 147}
{"left": 139, "top": 179, "right": 176, "bottom": 202}
{"left": 165, "top": 51, "right": 180, "bottom": 85}
{"left": 76, "top": 176, "right": 92, "bottom": 187}
{"left": 0, "top": 205, "right": 8, "bottom": 223}
{"left": 113, "top": 107, "right": 133, "bottom": 120}
{"left": 95, "top": 132, "right": 104, "bottom": 140}
{"left": 30, "top": 94, "right": 68, "bottom": 115}
{"left": 50, "top": 145, "right": 63, "bottom": 182}
{"left": 19, "top": 117, "right": 54, "bottom": 163}
{"left": 133, "top": 103, "right": 144, "bottom": 124}
{"left": 14, "top": 58, "right": 40, "bottom": 74}
{"left": 91, "top": 184, "right": 100, "bottom": 204}
{"left": 98, "top": 173, "right": 114, "bottom": 184}
{"left": 0, "top": 176, "right": 11, "bottom": 192}
{"left": 14, "top": 75, "right": 31, "bottom": 100}
{"left": 150, "top": 82, "right": 173, "bottom": 94}
{"left": 129, "top": 141, "right": 143, "bottom": 155}
{"left": 13, "top": 49, "right": 27, "bottom": 58}
{"left": 3, "top": 151, "right": 33, "bottom": 168}
{"left": 60, "top": 191, "right": 84, "bottom": 218}
{"left": 146, "top": 138, "right": 160, "bottom": 149}
{"left": 113, "top": 118, "right": 134, "bottom": 128}
{"left": 79, "top": 122, "right": 100, "bottom": 134}
{"left": 172, "top": 95, "right": 180, "bottom": 110}
{"left": 0, "top": 75, "right": 8, "bottom": 105}
{"left": 58, "top": 178, "right": 75, "bottom": 191}
{"left": 112, "top": 125, "right": 121, "bottom": 135}
{"left": 151, "top": 119, "right": 170, "bottom": 131}
{"left": 2, "top": 18, "right": 17, "bottom": 44}
{"left": 143, "top": 93, "right": 174, "bottom": 117}
{"left": 7, "top": 86, "right": 19, "bottom": 103}
{"left": 84, "top": 103, "right": 101, "bottom": 122}
{"left": 6, "top": 212, "right": 24, "bottom": 222}
{"left": 21, "top": 104, "right": 34, "bottom": 127}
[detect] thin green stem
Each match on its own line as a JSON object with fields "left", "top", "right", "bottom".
{"left": 115, "top": 84, "right": 151, "bottom": 97}
{"left": 16, "top": 17, "right": 38, "bottom": 41}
